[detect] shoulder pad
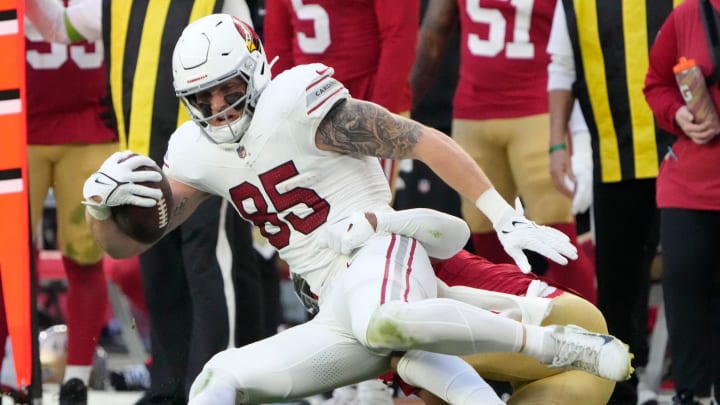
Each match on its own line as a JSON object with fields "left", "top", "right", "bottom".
{"left": 267, "top": 63, "right": 349, "bottom": 119}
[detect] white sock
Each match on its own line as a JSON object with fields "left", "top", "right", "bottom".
{"left": 520, "top": 325, "right": 555, "bottom": 364}
{"left": 63, "top": 365, "right": 92, "bottom": 385}
{"left": 396, "top": 350, "right": 505, "bottom": 405}
{"left": 368, "top": 298, "right": 525, "bottom": 355}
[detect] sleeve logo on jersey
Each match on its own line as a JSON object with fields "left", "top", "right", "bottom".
{"left": 306, "top": 76, "right": 343, "bottom": 115}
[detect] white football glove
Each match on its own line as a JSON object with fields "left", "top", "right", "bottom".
{"left": 563, "top": 130, "right": 593, "bottom": 214}
{"left": 566, "top": 101, "right": 594, "bottom": 214}
{"left": 494, "top": 198, "right": 578, "bottom": 273}
{"left": 82, "top": 151, "right": 163, "bottom": 220}
{"left": 476, "top": 189, "right": 578, "bottom": 273}
{"left": 318, "top": 212, "right": 375, "bottom": 255}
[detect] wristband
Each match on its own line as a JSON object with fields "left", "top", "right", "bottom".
{"left": 548, "top": 143, "right": 567, "bottom": 154}
{"left": 373, "top": 210, "right": 391, "bottom": 233}
{"left": 474, "top": 188, "right": 512, "bottom": 225}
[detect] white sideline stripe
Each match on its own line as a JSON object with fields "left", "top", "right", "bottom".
{"left": 0, "top": 99, "right": 21, "bottom": 115}
{"left": 0, "top": 20, "right": 18, "bottom": 36}
{"left": 0, "top": 179, "right": 22, "bottom": 195}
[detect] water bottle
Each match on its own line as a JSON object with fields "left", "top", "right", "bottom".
{"left": 673, "top": 57, "right": 720, "bottom": 131}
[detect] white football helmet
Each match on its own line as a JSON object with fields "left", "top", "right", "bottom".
{"left": 172, "top": 14, "right": 271, "bottom": 143}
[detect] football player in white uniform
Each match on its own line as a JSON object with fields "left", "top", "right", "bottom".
{"left": 82, "top": 14, "right": 632, "bottom": 405}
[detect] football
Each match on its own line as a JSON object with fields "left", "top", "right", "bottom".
{"left": 111, "top": 164, "right": 173, "bottom": 244}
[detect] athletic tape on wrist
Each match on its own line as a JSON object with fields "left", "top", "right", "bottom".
{"left": 474, "top": 188, "right": 512, "bottom": 225}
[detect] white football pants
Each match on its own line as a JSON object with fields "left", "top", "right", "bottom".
{"left": 189, "top": 233, "right": 529, "bottom": 404}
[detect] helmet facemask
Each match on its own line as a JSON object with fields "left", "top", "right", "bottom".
{"left": 179, "top": 72, "right": 253, "bottom": 144}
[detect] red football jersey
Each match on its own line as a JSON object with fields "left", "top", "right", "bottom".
{"left": 454, "top": 0, "right": 556, "bottom": 119}
{"left": 264, "top": 0, "right": 418, "bottom": 113}
{"left": 433, "top": 249, "right": 567, "bottom": 298}
{"left": 25, "top": 19, "right": 115, "bottom": 145}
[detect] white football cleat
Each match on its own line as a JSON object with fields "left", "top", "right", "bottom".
{"left": 547, "top": 324, "right": 634, "bottom": 381}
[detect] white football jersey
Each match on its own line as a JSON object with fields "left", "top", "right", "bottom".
{"left": 165, "top": 63, "right": 392, "bottom": 296}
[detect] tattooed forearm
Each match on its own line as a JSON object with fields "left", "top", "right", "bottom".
{"left": 170, "top": 197, "right": 190, "bottom": 224}
{"left": 316, "top": 99, "right": 422, "bottom": 159}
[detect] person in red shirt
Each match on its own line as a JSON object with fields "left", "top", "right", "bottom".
{"left": 644, "top": 1, "right": 720, "bottom": 403}
{"left": 263, "top": 0, "right": 419, "bottom": 190}
{"left": 24, "top": 12, "right": 118, "bottom": 404}
{"left": 411, "top": 0, "right": 596, "bottom": 303}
